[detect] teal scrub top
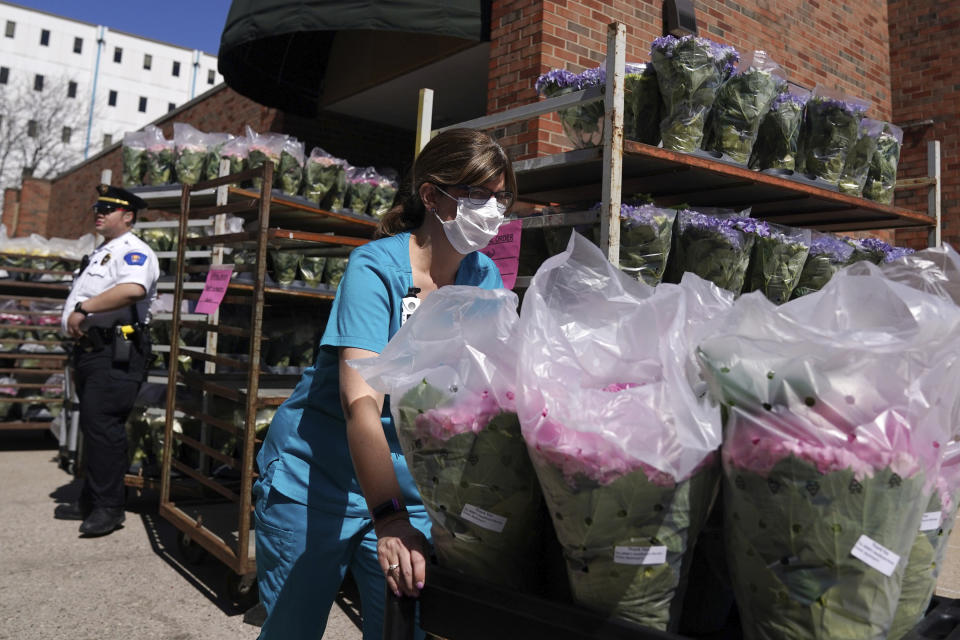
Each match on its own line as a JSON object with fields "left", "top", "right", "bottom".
{"left": 256, "top": 231, "right": 503, "bottom": 517}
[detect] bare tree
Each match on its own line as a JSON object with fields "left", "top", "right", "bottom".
{"left": 0, "top": 75, "right": 91, "bottom": 205}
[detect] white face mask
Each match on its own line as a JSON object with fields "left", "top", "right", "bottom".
{"left": 434, "top": 188, "right": 505, "bottom": 254}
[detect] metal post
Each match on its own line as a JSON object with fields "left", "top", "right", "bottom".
{"left": 415, "top": 88, "right": 435, "bottom": 157}
{"left": 600, "top": 22, "right": 625, "bottom": 266}
{"left": 928, "top": 140, "right": 942, "bottom": 248}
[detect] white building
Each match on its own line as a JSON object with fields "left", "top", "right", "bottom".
{"left": 0, "top": 0, "right": 222, "bottom": 159}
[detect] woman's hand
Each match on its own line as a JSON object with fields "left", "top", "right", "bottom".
{"left": 377, "top": 516, "right": 429, "bottom": 598}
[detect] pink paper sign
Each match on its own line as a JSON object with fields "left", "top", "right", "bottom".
{"left": 194, "top": 266, "right": 234, "bottom": 314}
{"left": 479, "top": 219, "right": 522, "bottom": 289}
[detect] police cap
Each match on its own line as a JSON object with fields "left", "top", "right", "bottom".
{"left": 92, "top": 184, "right": 148, "bottom": 214}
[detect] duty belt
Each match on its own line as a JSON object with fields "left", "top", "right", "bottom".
{"left": 75, "top": 323, "right": 146, "bottom": 352}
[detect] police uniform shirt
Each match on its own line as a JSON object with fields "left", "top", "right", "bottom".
{"left": 61, "top": 231, "right": 161, "bottom": 334}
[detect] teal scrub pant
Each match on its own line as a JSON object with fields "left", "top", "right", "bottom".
{"left": 254, "top": 481, "right": 430, "bottom": 640}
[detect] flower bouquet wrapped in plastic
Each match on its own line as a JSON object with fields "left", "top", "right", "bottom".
{"left": 750, "top": 86, "right": 810, "bottom": 172}
{"left": 592, "top": 202, "right": 676, "bottom": 286}
{"left": 704, "top": 50, "right": 785, "bottom": 164}
{"left": 535, "top": 67, "right": 606, "bottom": 149}
{"left": 846, "top": 236, "right": 891, "bottom": 265}
{"left": 890, "top": 440, "right": 960, "bottom": 639}
{"left": 122, "top": 130, "right": 149, "bottom": 186}
{"left": 652, "top": 35, "right": 739, "bottom": 153}
{"left": 624, "top": 63, "right": 661, "bottom": 146}
{"left": 268, "top": 250, "right": 300, "bottom": 286}
{"left": 797, "top": 86, "right": 869, "bottom": 184}
{"left": 219, "top": 136, "right": 248, "bottom": 185}
{"left": 173, "top": 122, "right": 208, "bottom": 185}
{"left": 202, "top": 132, "right": 234, "bottom": 181}
{"left": 302, "top": 147, "right": 348, "bottom": 208}
{"left": 743, "top": 223, "right": 811, "bottom": 303}
{"left": 838, "top": 118, "right": 884, "bottom": 197}
{"left": 323, "top": 257, "right": 347, "bottom": 288}
{"left": 367, "top": 169, "right": 399, "bottom": 218}
{"left": 143, "top": 125, "right": 174, "bottom": 186}
{"left": 665, "top": 210, "right": 756, "bottom": 293}
{"left": 863, "top": 122, "right": 904, "bottom": 205}
{"left": 354, "top": 287, "right": 546, "bottom": 590}
{"left": 276, "top": 136, "right": 305, "bottom": 195}
{"left": 297, "top": 255, "right": 327, "bottom": 288}
{"left": 791, "top": 232, "right": 856, "bottom": 298}
{"left": 345, "top": 165, "right": 378, "bottom": 215}
{"left": 517, "top": 233, "right": 730, "bottom": 630}
{"left": 697, "top": 268, "right": 960, "bottom": 640}
{"left": 245, "top": 125, "right": 283, "bottom": 191}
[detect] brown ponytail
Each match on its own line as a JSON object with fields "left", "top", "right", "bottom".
{"left": 375, "top": 128, "right": 517, "bottom": 238}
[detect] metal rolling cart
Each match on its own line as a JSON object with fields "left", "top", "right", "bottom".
{"left": 0, "top": 259, "right": 75, "bottom": 466}
{"left": 386, "top": 19, "right": 942, "bottom": 640}
{"left": 156, "top": 162, "right": 377, "bottom": 605}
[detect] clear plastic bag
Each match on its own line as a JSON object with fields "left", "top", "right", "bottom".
{"left": 743, "top": 222, "right": 811, "bottom": 303}
{"left": 219, "top": 135, "right": 249, "bottom": 184}
{"left": 353, "top": 286, "right": 546, "bottom": 591}
{"left": 303, "top": 147, "right": 348, "bottom": 208}
{"left": 697, "top": 264, "right": 960, "bottom": 640}
{"left": 122, "top": 130, "right": 150, "bottom": 186}
{"left": 344, "top": 165, "right": 379, "bottom": 215}
{"left": 202, "top": 132, "right": 234, "bottom": 181}
{"left": 704, "top": 50, "right": 786, "bottom": 164}
{"left": 516, "top": 232, "right": 728, "bottom": 630}
{"left": 173, "top": 122, "right": 208, "bottom": 185}
{"left": 277, "top": 136, "right": 305, "bottom": 195}
{"left": 838, "top": 118, "right": 885, "bottom": 196}
{"left": 750, "top": 84, "right": 810, "bottom": 172}
{"left": 244, "top": 125, "right": 284, "bottom": 191}
{"left": 797, "top": 85, "right": 870, "bottom": 184}
{"left": 142, "top": 124, "right": 174, "bottom": 186}
{"left": 863, "top": 122, "right": 904, "bottom": 204}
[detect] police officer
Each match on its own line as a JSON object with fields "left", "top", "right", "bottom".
{"left": 54, "top": 184, "right": 160, "bottom": 537}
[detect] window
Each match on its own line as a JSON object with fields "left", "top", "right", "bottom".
{"left": 5, "top": 21, "right": 14, "bottom": 38}
{"left": 108, "top": 90, "right": 117, "bottom": 106}
{"left": 207, "top": 69, "right": 216, "bottom": 85}
{"left": 172, "top": 61, "right": 180, "bottom": 77}
{"left": 167, "top": 102, "right": 176, "bottom": 112}
{"left": 40, "top": 29, "right": 49, "bottom": 46}
{"left": 27, "top": 120, "right": 37, "bottom": 137}
{"left": 62, "top": 126, "right": 72, "bottom": 143}
{"left": 103, "top": 133, "right": 113, "bottom": 148}
{"left": 73, "top": 37, "right": 82, "bottom": 53}
{"left": 33, "top": 74, "right": 44, "bottom": 91}
{"left": 0, "top": 66, "right": 8, "bottom": 85}
{"left": 67, "top": 80, "right": 77, "bottom": 98}
{"left": 138, "top": 96, "right": 147, "bottom": 112}
{"left": 143, "top": 54, "right": 152, "bottom": 70}
{"left": 113, "top": 47, "right": 122, "bottom": 63}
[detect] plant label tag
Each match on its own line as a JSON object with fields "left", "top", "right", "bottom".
{"left": 851, "top": 534, "right": 900, "bottom": 577}
{"left": 461, "top": 504, "right": 507, "bottom": 533}
{"left": 920, "top": 511, "right": 943, "bottom": 531}
{"left": 614, "top": 546, "right": 668, "bottom": 566}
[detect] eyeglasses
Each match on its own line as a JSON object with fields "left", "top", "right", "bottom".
{"left": 436, "top": 183, "right": 515, "bottom": 210}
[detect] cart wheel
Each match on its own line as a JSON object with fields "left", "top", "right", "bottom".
{"left": 176, "top": 531, "right": 208, "bottom": 565}
{"left": 226, "top": 571, "right": 259, "bottom": 609}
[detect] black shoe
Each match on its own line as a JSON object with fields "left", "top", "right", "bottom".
{"left": 54, "top": 501, "right": 90, "bottom": 521}
{"left": 79, "top": 507, "right": 125, "bottom": 536}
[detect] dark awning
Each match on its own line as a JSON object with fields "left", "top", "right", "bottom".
{"left": 218, "top": 0, "right": 491, "bottom": 117}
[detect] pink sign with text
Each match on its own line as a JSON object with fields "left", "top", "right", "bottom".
{"left": 480, "top": 219, "right": 522, "bottom": 289}
{"left": 194, "top": 266, "right": 234, "bottom": 314}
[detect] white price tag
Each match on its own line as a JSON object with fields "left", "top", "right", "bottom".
{"left": 460, "top": 504, "right": 507, "bottom": 533}
{"left": 851, "top": 534, "right": 901, "bottom": 577}
{"left": 920, "top": 511, "right": 943, "bottom": 531}
{"left": 614, "top": 545, "right": 668, "bottom": 566}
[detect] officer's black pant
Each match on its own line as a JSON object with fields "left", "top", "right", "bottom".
{"left": 74, "top": 333, "right": 149, "bottom": 510}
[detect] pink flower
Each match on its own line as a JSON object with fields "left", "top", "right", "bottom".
{"left": 413, "top": 390, "right": 505, "bottom": 442}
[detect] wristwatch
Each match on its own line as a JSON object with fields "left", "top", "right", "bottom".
{"left": 74, "top": 301, "right": 90, "bottom": 317}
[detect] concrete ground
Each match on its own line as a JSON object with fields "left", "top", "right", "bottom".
{"left": 0, "top": 429, "right": 363, "bottom": 640}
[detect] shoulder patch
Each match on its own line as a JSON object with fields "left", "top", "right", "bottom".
{"left": 124, "top": 251, "right": 147, "bottom": 266}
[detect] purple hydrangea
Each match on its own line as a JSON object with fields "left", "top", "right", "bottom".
{"left": 883, "top": 246, "right": 916, "bottom": 263}
{"left": 772, "top": 91, "right": 809, "bottom": 109}
{"left": 709, "top": 41, "right": 740, "bottom": 78}
{"left": 579, "top": 66, "right": 606, "bottom": 87}
{"left": 731, "top": 217, "right": 771, "bottom": 238}
{"left": 535, "top": 68, "right": 581, "bottom": 95}
{"left": 680, "top": 211, "right": 746, "bottom": 247}
{"left": 856, "top": 237, "right": 893, "bottom": 253}
{"left": 809, "top": 234, "right": 855, "bottom": 262}
{"left": 809, "top": 95, "right": 869, "bottom": 117}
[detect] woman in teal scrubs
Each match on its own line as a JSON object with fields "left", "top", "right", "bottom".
{"left": 254, "top": 128, "right": 517, "bottom": 639}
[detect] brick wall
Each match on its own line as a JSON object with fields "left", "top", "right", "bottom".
{"left": 488, "top": 0, "right": 892, "bottom": 158}
{"left": 9, "top": 177, "right": 52, "bottom": 237}
{"left": 889, "top": 0, "right": 960, "bottom": 249}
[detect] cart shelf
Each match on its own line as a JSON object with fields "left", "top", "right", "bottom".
{"left": 515, "top": 141, "right": 933, "bottom": 232}
{"left": 184, "top": 228, "right": 368, "bottom": 249}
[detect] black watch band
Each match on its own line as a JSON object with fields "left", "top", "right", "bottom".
{"left": 74, "top": 301, "right": 90, "bottom": 317}
{"left": 370, "top": 497, "right": 407, "bottom": 522}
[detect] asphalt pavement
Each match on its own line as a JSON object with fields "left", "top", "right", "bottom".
{"left": 0, "top": 429, "right": 363, "bottom": 640}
